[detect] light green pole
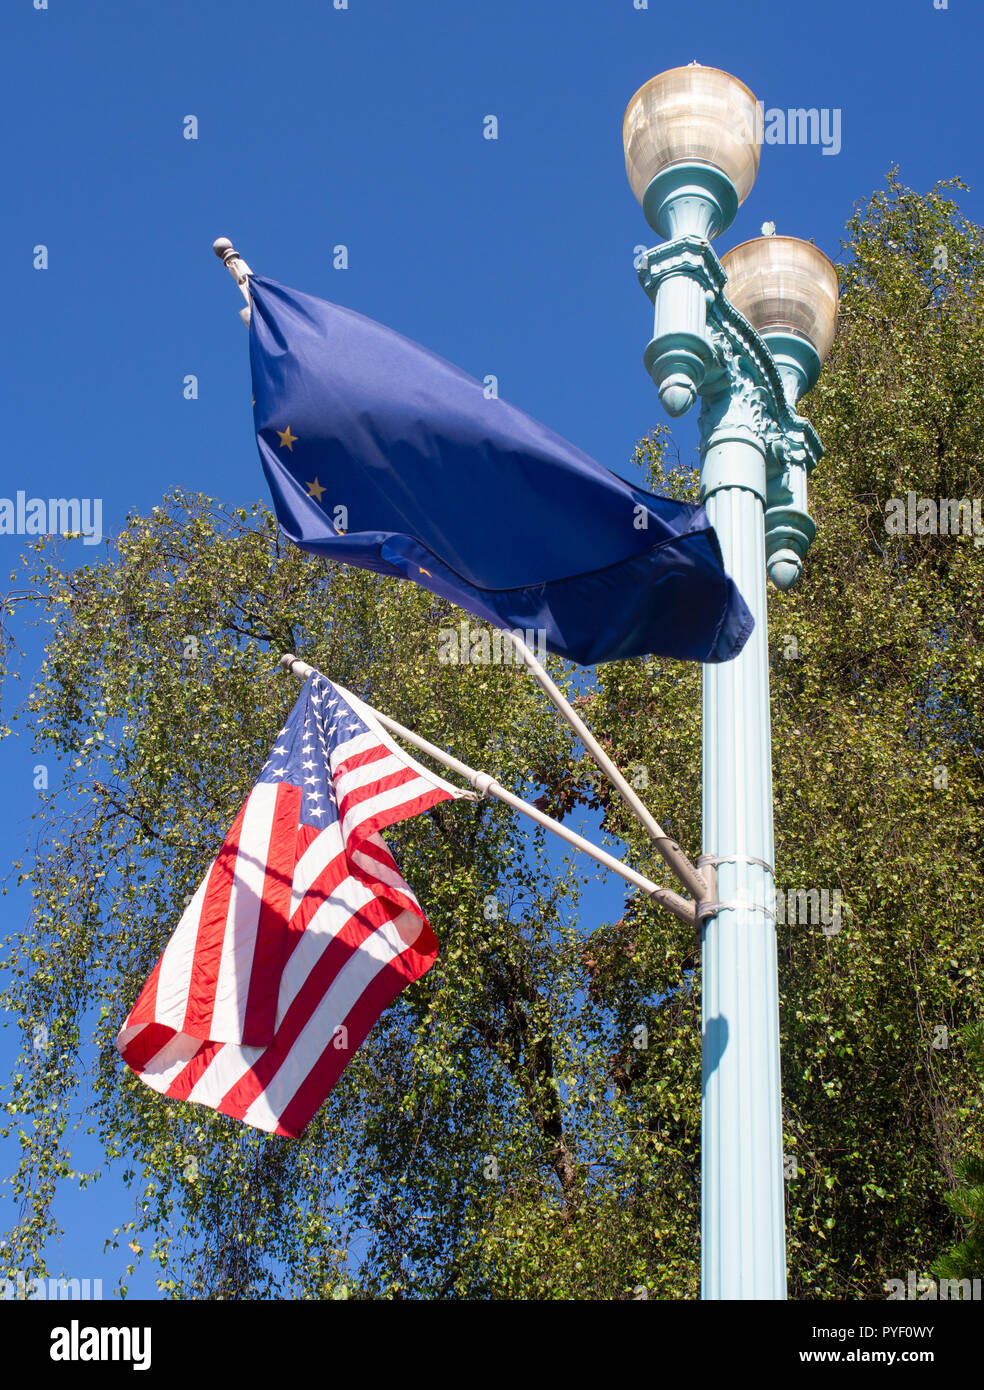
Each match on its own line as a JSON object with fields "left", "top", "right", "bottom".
{"left": 624, "top": 65, "right": 839, "bottom": 1298}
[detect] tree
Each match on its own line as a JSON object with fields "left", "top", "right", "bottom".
{"left": 932, "top": 1021, "right": 984, "bottom": 1283}
{"left": 580, "top": 171, "right": 984, "bottom": 1298}
{"left": 1, "top": 496, "right": 629, "bottom": 1298}
{"left": 2, "top": 172, "right": 982, "bottom": 1299}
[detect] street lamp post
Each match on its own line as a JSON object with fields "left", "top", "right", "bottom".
{"left": 623, "top": 64, "right": 839, "bottom": 1299}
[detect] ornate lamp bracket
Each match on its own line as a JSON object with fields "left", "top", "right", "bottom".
{"left": 639, "top": 237, "right": 824, "bottom": 589}
{"left": 638, "top": 236, "right": 726, "bottom": 418}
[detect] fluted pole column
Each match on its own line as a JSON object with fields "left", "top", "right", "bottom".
{"left": 699, "top": 377, "right": 785, "bottom": 1300}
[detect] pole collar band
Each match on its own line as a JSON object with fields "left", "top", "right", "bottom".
{"left": 698, "top": 852, "right": 775, "bottom": 877}
{"left": 696, "top": 898, "right": 777, "bottom": 926}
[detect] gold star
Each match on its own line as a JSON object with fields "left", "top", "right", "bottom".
{"left": 277, "top": 426, "right": 298, "bottom": 450}
{"left": 306, "top": 477, "right": 325, "bottom": 502}
{"left": 418, "top": 567, "right": 431, "bottom": 576}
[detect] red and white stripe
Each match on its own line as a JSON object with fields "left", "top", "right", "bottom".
{"left": 117, "top": 684, "right": 464, "bottom": 1137}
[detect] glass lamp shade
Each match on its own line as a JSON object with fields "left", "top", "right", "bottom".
{"left": 623, "top": 65, "right": 762, "bottom": 209}
{"left": 721, "top": 236, "right": 839, "bottom": 364}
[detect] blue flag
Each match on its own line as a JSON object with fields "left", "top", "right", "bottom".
{"left": 247, "top": 275, "right": 753, "bottom": 666}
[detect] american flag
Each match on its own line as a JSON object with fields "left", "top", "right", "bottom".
{"left": 117, "top": 673, "right": 465, "bottom": 1137}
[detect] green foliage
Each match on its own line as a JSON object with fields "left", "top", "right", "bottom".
{"left": 586, "top": 172, "right": 984, "bottom": 1298}
{"left": 932, "top": 1022, "right": 984, "bottom": 1282}
{"left": 779, "top": 171, "right": 984, "bottom": 1295}
{"left": 1, "top": 172, "right": 982, "bottom": 1299}
{"left": 0, "top": 496, "right": 604, "bottom": 1297}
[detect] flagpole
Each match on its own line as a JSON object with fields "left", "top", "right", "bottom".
{"left": 213, "top": 238, "right": 252, "bottom": 324}
{"left": 213, "top": 240, "right": 707, "bottom": 920}
{"left": 280, "top": 653, "right": 696, "bottom": 924}
{"left": 211, "top": 236, "right": 710, "bottom": 914}
{"left": 501, "top": 631, "right": 711, "bottom": 905}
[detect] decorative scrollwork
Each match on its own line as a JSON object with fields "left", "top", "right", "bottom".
{"left": 699, "top": 329, "right": 776, "bottom": 453}
{"left": 702, "top": 264, "right": 823, "bottom": 477}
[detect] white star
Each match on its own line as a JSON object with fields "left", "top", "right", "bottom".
{"left": 302, "top": 760, "right": 316, "bottom": 770}
{"left": 269, "top": 767, "right": 288, "bottom": 780}
{"left": 273, "top": 744, "right": 289, "bottom": 756}
{"left": 308, "top": 806, "right": 327, "bottom": 818}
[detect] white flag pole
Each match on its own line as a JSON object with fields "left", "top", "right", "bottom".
{"left": 210, "top": 239, "right": 707, "bottom": 920}
{"left": 500, "top": 631, "right": 711, "bottom": 905}
{"left": 280, "top": 654, "right": 696, "bottom": 925}
{"left": 213, "top": 238, "right": 252, "bottom": 325}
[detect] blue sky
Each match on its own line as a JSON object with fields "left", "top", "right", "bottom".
{"left": 1, "top": 0, "right": 981, "bottom": 1299}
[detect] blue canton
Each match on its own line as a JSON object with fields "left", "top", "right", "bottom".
{"left": 257, "top": 675, "right": 373, "bottom": 829}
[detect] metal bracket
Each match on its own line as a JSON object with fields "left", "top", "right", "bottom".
{"left": 695, "top": 853, "right": 777, "bottom": 930}
{"left": 698, "top": 852, "right": 775, "bottom": 877}
{"left": 696, "top": 899, "right": 778, "bottom": 927}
